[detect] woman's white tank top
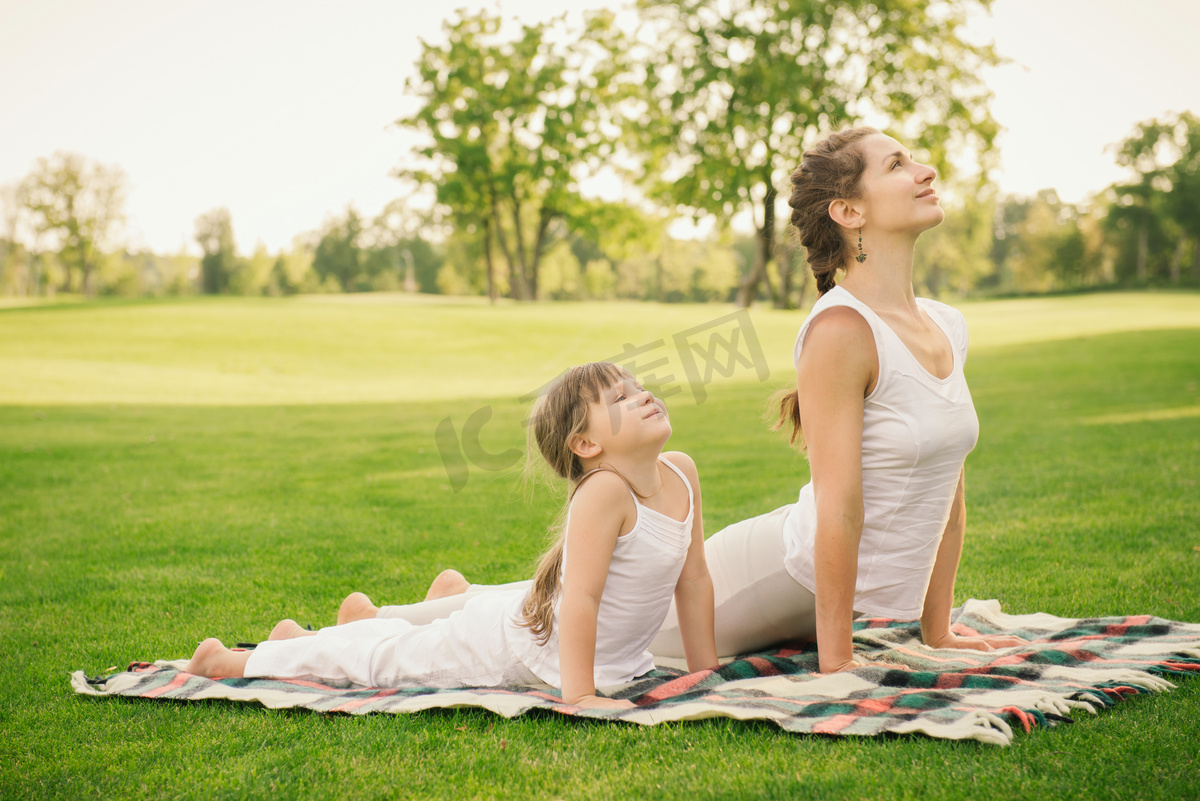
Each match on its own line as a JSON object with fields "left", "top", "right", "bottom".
{"left": 506, "top": 457, "right": 695, "bottom": 687}
{"left": 782, "top": 286, "right": 979, "bottom": 619}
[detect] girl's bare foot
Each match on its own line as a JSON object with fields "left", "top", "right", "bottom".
{"left": 337, "top": 592, "right": 380, "bottom": 625}
{"left": 268, "top": 619, "right": 315, "bottom": 641}
{"left": 425, "top": 569, "right": 469, "bottom": 601}
{"left": 185, "top": 638, "right": 250, "bottom": 678}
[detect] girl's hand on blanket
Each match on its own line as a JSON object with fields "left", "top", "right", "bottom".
{"left": 571, "top": 695, "right": 636, "bottom": 711}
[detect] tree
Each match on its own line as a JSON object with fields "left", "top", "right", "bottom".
{"left": 989, "top": 191, "right": 1108, "bottom": 293}
{"left": 917, "top": 194, "right": 994, "bottom": 296}
{"left": 19, "top": 152, "right": 126, "bottom": 296}
{"left": 398, "top": 8, "right": 637, "bottom": 300}
{"left": 0, "top": 183, "right": 30, "bottom": 295}
{"left": 361, "top": 201, "right": 443, "bottom": 293}
{"left": 194, "top": 208, "right": 239, "bottom": 294}
{"left": 1109, "top": 112, "right": 1200, "bottom": 284}
{"left": 268, "top": 243, "right": 314, "bottom": 296}
{"left": 633, "top": 0, "right": 1001, "bottom": 308}
{"left": 227, "top": 243, "right": 275, "bottom": 295}
{"left": 312, "top": 207, "right": 365, "bottom": 292}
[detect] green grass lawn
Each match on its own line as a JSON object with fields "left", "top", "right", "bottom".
{"left": 1, "top": 291, "right": 1198, "bottom": 800}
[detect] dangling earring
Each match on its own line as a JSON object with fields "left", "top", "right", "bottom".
{"left": 855, "top": 227, "right": 867, "bottom": 263}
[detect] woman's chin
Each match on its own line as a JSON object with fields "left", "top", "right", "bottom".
{"left": 919, "top": 208, "right": 946, "bottom": 231}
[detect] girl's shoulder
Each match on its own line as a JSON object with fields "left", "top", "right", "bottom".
{"left": 660, "top": 450, "right": 698, "bottom": 481}
{"left": 573, "top": 468, "right": 636, "bottom": 503}
{"left": 569, "top": 470, "right": 637, "bottom": 537}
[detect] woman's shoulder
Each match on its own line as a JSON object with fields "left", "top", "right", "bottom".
{"left": 916, "top": 298, "right": 969, "bottom": 355}
{"left": 795, "top": 303, "right": 877, "bottom": 365}
{"left": 915, "top": 296, "right": 964, "bottom": 321}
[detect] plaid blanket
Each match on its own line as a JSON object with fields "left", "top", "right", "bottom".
{"left": 71, "top": 600, "right": 1200, "bottom": 745}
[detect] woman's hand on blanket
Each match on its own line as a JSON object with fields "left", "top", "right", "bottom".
{"left": 819, "top": 658, "right": 864, "bottom": 675}
{"left": 570, "top": 695, "right": 636, "bottom": 710}
{"left": 926, "top": 632, "right": 1026, "bottom": 652}
{"left": 977, "top": 633, "right": 1029, "bottom": 649}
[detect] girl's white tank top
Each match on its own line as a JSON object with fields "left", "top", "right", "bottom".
{"left": 782, "top": 286, "right": 979, "bottom": 619}
{"left": 506, "top": 457, "right": 695, "bottom": 686}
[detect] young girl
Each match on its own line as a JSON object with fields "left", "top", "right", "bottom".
{"left": 185, "top": 362, "right": 718, "bottom": 709}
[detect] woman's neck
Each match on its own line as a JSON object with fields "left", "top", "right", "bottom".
{"left": 839, "top": 233, "right": 919, "bottom": 314}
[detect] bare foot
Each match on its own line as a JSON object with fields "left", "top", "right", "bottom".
{"left": 268, "top": 619, "right": 315, "bottom": 641}
{"left": 337, "top": 592, "right": 380, "bottom": 625}
{"left": 425, "top": 569, "right": 469, "bottom": 601}
{"left": 185, "top": 637, "right": 249, "bottom": 678}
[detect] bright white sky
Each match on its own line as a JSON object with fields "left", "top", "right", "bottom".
{"left": 2, "top": 0, "right": 1198, "bottom": 255}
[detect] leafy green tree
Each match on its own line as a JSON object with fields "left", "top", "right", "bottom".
{"left": 19, "top": 152, "right": 126, "bottom": 296}
{"left": 0, "top": 183, "right": 30, "bottom": 295}
{"left": 989, "top": 192, "right": 1088, "bottom": 293}
{"left": 398, "top": 8, "right": 636, "bottom": 300}
{"left": 361, "top": 201, "right": 443, "bottom": 293}
{"left": 194, "top": 207, "right": 240, "bottom": 294}
{"left": 633, "top": 0, "right": 1001, "bottom": 307}
{"left": 582, "top": 259, "right": 617, "bottom": 299}
{"left": 226, "top": 243, "right": 274, "bottom": 295}
{"left": 918, "top": 194, "right": 995, "bottom": 296}
{"left": 312, "top": 208, "right": 364, "bottom": 292}
{"left": 160, "top": 249, "right": 200, "bottom": 296}
{"left": 438, "top": 226, "right": 494, "bottom": 296}
{"left": 538, "top": 241, "right": 585, "bottom": 300}
{"left": 1109, "top": 112, "right": 1200, "bottom": 284}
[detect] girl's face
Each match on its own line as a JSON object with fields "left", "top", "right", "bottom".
{"left": 581, "top": 375, "right": 670, "bottom": 457}
{"left": 854, "top": 133, "right": 943, "bottom": 235}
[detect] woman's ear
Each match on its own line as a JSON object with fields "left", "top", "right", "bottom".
{"left": 828, "top": 198, "right": 863, "bottom": 230}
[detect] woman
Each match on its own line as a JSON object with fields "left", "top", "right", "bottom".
{"left": 345, "top": 127, "right": 1025, "bottom": 672}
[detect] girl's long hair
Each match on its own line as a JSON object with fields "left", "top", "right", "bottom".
{"left": 519, "top": 362, "right": 647, "bottom": 644}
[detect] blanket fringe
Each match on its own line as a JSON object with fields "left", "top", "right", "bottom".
{"left": 69, "top": 671, "right": 102, "bottom": 696}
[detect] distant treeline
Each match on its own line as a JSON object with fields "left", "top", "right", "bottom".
{"left": 2, "top": 2, "right": 1197, "bottom": 305}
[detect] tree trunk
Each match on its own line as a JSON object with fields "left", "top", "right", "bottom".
{"left": 1170, "top": 237, "right": 1184, "bottom": 283}
{"left": 528, "top": 207, "right": 554, "bottom": 301}
{"left": 1136, "top": 219, "right": 1148, "bottom": 282}
{"left": 737, "top": 185, "right": 779, "bottom": 309}
{"left": 736, "top": 233, "right": 777, "bottom": 308}
{"left": 510, "top": 196, "right": 532, "bottom": 300}
{"left": 1192, "top": 237, "right": 1200, "bottom": 285}
{"left": 489, "top": 194, "right": 521, "bottom": 300}
{"left": 777, "top": 258, "right": 792, "bottom": 309}
{"left": 795, "top": 266, "right": 810, "bottom": 310}
{"left": 482, "top": 217, "right": 496, "bottom": 304}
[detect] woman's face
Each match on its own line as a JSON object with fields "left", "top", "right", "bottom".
{"left": 855, "top": 133, "right": 944, "bottom": 235}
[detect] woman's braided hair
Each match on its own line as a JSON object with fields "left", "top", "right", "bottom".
{"left": 787, "top": 126, "right": 878, "bottom": 296}
{"left": 772, "top": 127, "right": 878, "bottom": 448}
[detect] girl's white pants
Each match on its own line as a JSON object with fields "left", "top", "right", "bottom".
{"left": 378, "top": 505, "right": 823, "bottom": 660}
